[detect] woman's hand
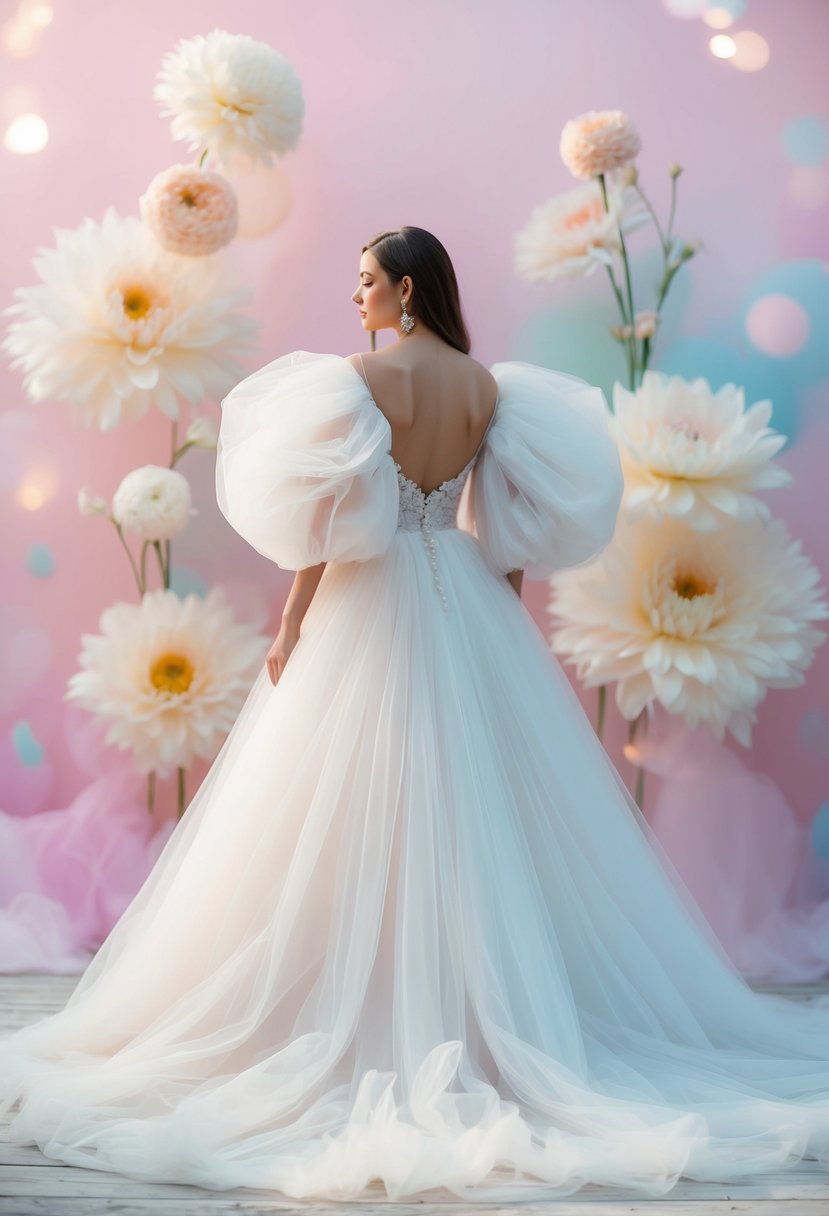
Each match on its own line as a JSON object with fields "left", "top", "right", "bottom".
{"left": 266, "top": 618, "right": 301, "bottom": 686}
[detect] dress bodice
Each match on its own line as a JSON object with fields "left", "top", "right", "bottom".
{"left": 394, "top": 458, "right": 477, "bottom": 614}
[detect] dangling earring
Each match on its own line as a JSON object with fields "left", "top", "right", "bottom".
{"left": 400, "top": 296, "right": 415, "bottom": 334}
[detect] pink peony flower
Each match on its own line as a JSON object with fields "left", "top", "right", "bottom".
{"left": 140, "top": 164, "right": 238, "bottom": 256}
{"left": 560, "top": 109, "right": 642, "bottom": 180}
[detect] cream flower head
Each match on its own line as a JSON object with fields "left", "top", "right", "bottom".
{"left": 112, "top": 465, "right": 194, "bottom": 541}
{"left": 65, "top": 587, "right": 268, "bottom": 777}
{"left": 1, "top": 206, "right": 258, "bottom": 431}
{"left": 612, "top": 371, "right": 792, "bottom": 532}
{"left": 514, "top": 175, "right": 649, "bottom": 283}
{"left": 560, "top": 109, "right": 642, "bottom": 180}
{"left": 154, "top": 29, "right": 305, "bottom": 170}
{"left": 548, "top": 516, "right": 828, "bottom": 747}
{"left": 140, "top": 164, "right": 238, "bottom": 256}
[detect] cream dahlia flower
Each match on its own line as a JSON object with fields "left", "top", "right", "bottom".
{"left": 112, "top": 465, "right": 194, "bottom": 542}
{"left": 514, "top": 176, "right": 649, "bottom": 283}
{"left": 65, "top": 587, "right": 268, "bottom": 777}
{"left": 1, "top": 206, "right": 258, "bottom": 432}
{"left": 560, "top": 109, "right": 642, "bottom": 180}
{"left": 140, "top": 164, "right": 238, "bottom": 256}
{"left": 612, "top": 371, "right": 792, "bottom": 532}
{"left": 154, "top": 29, "right": 305, "bottom": 170}
{"left": 548, "top": 516, "right": 828, "bottom": 747}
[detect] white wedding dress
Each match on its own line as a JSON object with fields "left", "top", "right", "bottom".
{"left": 1, "top": 350, "right": 828, "bottom": 1202}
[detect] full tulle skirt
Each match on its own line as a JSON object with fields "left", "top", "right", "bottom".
{"left": 1, "top": 526, "right": 828, "bottom": 1201}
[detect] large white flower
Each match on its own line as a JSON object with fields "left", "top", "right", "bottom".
{"left": 548, "top": 516, "right": 828, "bottom": 747}
{"left": 514, "top": 173, "right": 649, "bottom": 283}
{"left": 65, "top": 587, "right": 269, "bottom": 777}
{"left": 154, "top": 29, "right": 305, "bottom": 170}
{"left": 612, "top": 371, "right": 792, "bottom": 531}
{"left": 112, "top": 465, "right": 194, "bottom": 541}
{"left": 1, "top": 206, "right": 258, "bottom": 432}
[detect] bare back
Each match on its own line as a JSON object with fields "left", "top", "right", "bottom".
{"left": 347, "top": 346, "right": 498, "bottom": 497}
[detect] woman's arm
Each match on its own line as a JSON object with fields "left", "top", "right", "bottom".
{"left": 506, "top": 568, "right": 523, "bottom": 599}
{"left": 266, "top": 561, "right": 327, "bottom": 685}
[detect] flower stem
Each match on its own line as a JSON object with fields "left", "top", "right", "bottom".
{"left": 596, "top": 684, "right": 607, "bottom": 741}
{"left": 147, "top": 770, "right": 156, "bottom": 813}
{"left": 627, "top": 712, "right": 647, "bottom": 811}
{"left": 597, "top": 173, "right": 636, "bottom": 390}
{"left": 112, "top": 521, "right": 144, "bottom": 596}
{"left": 170, "top": 420, "right": 178, "bottom": 469}
{"left": 140, "top": 541, "right": 150, "bottom": 591}
{"left": 153, "top": 540, "right": 169, "bottom": 590}
{"left": 177, "top": 767, "right": 186, "bottom": 819}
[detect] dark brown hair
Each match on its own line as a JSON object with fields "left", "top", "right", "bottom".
{"left": 362, "top": 227, "right": 471, "bottom": 354}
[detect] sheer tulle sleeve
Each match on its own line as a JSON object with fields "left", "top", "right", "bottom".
{"left": 458, "top": 361, "right": 623, "bottom": 579}
{"left": 215, "top": 351, "right": 398, "bottom": 571}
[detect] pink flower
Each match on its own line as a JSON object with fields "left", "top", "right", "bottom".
{"left": 560, "top": 109, "right": 642, "bottom": 180}
{"left": 139, "top": 163, "right": 238, "bottom": 256}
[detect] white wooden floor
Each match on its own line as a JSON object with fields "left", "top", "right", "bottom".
{"left": 1, "top": 973, "right": 828, "bottom": 1215}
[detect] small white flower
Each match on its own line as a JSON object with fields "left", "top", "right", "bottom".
{"left": 612, "top": 371, "right": 792, "bottom": 532}
{"left": 65, "top": 587, "right": 269, "bottom": 777}
{"left": 154, "top": 29, "right": 305, "bottom": 170}
{"left": 548, "top": 515, "right": 829, "bottom": 747}
{"left": 78, "top": 487, "right": 108, "bottom": 517}
{"left": 514, "top": 175, "right": 649, "bottom": 284}
{"left": 185, "top": 415, "right": 219, "bottom": 448}
{"left": 112, "top": 465, "right": 194, "bottom": 541}
{"left": 634, "top": 309, "right": 659, "bottom": 339}
{"left": 1, "top": 206, "right": 258, "bottom": 432}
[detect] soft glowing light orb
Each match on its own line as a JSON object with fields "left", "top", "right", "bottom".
{"left": 783, "top": 115, "right": 829, "bottom": 168}
{"left": 730, "top": 29, "right": 770, "bottom": 71}
{"left": 206, "top": 152, "right": 293, "bottom": 240}
{"left": 663, "top": 0, "right": 707, "bottom": 17}
{"left": 789, "top": 166, "right": 829, "bottom": 208}
{"left": 745, "top": 294, "right": 811, "bottom": 357}
{"left": 709, "top": 34, "right": 736, "bottom": 58}
{"left": 26, "top": 543, "right": 56, "bottom": 578}
{"left": 15, "top": 458, "right": 60, "bottom": 510}
{"left": 3, "top": 111, "right": 48, "bottom": 153}
{"left": 702, "top": 7, "right": 735, "bottom": 28}
{"left": 811, "top": 800, "right": 829, "bottom": 859}
{"left": 12, "top": 720, "right": 44, "bottom": 767}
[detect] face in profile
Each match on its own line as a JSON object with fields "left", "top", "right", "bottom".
{"left": 351, "top": 249, "right": 411, "bottom": 333}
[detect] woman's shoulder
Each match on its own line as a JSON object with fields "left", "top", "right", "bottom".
{"left": 343, "top": 348, "right": 497, "bottom": 407}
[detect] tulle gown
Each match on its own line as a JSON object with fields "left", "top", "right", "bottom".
{"left": 1, "top": 350, "right": 828, "bottom": 1203}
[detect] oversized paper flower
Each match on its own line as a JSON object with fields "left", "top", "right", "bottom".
{"left": 514, "top": 175, "right": 649, "bottom": 283}
{"left": 154, "top": 29, "right": 305, "bottom": 170}
{"left": 560, "top": 109, "right": 642, "bottom": 180}
{"left": 547, "top": 516, "right": 828, "bottom": 747}
{"left": 612, "top": 371, "right": 792, "bottom": 531}
{"left": 140, "top": 163, "right": 238, "bottom": 256}
{"left": 65, "top": 587, "right": 269, "bottom": 777}
{"left": 112, "top": 465, "right": 194, "bottom": 542}
{"left": 1, "top": 206, "right": 258, "bottom": 431}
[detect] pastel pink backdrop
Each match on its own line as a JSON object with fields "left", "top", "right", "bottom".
{"left": 1, "top": 0, "right": 828, "bottom": 972}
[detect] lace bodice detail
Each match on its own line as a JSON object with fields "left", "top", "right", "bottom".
{"left": 395, "top": 459, "right": 475, "bottom": 532}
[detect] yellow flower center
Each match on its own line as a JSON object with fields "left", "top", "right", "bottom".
{"left": 150, "top": 651, "right": 194, "bottom": 694}
{"left": 673, "top": 570, "right": 714, "bottom": 599}
{"left": 121, "top": 285, "right": 153, "bottom": 320}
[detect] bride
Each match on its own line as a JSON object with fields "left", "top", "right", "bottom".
{"left": 0, "top": 226, "right": 827, "bottom": 1203}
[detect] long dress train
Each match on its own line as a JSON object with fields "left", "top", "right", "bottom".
{"left": 0, "top": 351, "right": 827, "bottom": 1202}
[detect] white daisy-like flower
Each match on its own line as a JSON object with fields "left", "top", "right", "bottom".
{"left": 154, "top": 29, "right": 305, "bottom": 170}
{"left": 612, "top": 371, "right": 792, "bottom": 532}
{"left": 2, "top": 206, "right": 259, "bottom": 432}
{"left": 65, "top": 587, "right": 269, "bottom": 777}
{"left": 112, "top": 465, "right": 194, "bottom": 542}
{"left": 514, "top": 174, "right": 649, "bottom": 283}
{"left": 548, "top": 516, "right": 828, "bottom": 747}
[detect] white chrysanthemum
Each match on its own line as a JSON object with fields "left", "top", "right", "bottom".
{"left": 112, "top": 465, "right": 194, "bottom": 541}
{"left": 154, "top": 29, "right": 305, "bottom": 170}
{"left": 65, "top": 587, "right": 268, "bottom": 777}
{"left": 612, "top": 371, "right": 792, "bottom": 532}
{"left": 548, "top": 516, "right": 828, "bottom": 747}
{"left": 2, "top": 206, "right": 258, "bottom": 432}
{"left": 514, "top": 174, "right": 649, "bottom": 283}
{"left": 560, "top": 109, "right": 642, "bottom": 180}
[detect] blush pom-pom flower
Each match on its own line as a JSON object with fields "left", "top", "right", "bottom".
{"left": 514, "top": 176, "right": 649, "bottom": 283}
{"left": 112, "top": 465, "right": 195, "bottom": 542}
{"left": 154, "top": 29, "right": 305, "bottom": 170}
{"left": 140, "top": 164, "right": 238, "bottom": 256}
{"left": 548, "top": 516, "right": 829, "bottom": 747}
{"left": 65, "top": 587, "right": 268, "bottom": 777}
{"left": 612, "top": 371, "right": 792, "bottom": 532}
{"left": 1, "top": 206, "right": 258, "bottom": 432}
{"left": 560, "top": 109, "right": 642, "bottom": 180}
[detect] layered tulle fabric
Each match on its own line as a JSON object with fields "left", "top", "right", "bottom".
{"left": 459, "top": 360, "right": 624, "bottom": 579}
{"left": 1, "top": 353, "right": 828, "bottom": 1202}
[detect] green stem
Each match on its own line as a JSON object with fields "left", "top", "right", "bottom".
{"left": 147, "top": 770, "right": 156, "bottom": 813}
{"left": 597, "top": 174, "right": 636, "bottom": 391}
{"left": 153, "top": 540, "right": 169, "bottom": 590}
{"left": 170, "top": 420, "right": 178, "bottom": 469}
{"left": 177, "top": 767, "right": 186, "bottom": 819}
{"left": 627, "top": 712, "right": 648, "bottom": 811}
{"left": 140, "top": 541, "right": 150, "bottom": 591}
{"left": 112, "top": 521, "right": 144, "bottom": 596}
{"left": 596, "top": 684, "right": 607, "bottom": 741}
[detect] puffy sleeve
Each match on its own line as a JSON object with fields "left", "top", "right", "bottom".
{"left": 215, "top": 351, "right": 398, "bottom": 571}
{"left": 458, "top": 361, "right": 623, "bottom": 579}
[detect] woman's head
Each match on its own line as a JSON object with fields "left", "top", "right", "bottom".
{"left": 351, "top": 227, "right": 471, "bottom": 353}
